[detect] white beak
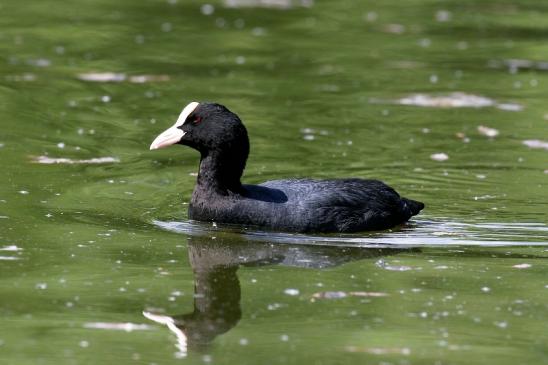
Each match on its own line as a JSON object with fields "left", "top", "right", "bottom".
{"left": 149, "top": 127, "right": 185, "bottom": 150}
{"left": 149, "top": 101, "right": 200, "bottom": 150}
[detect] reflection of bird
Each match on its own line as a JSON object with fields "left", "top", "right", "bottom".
{"left": 143, "top": 237, "right": 414, "bottom": 356}
{"left": 142, "top": 311, "right": 189, "bottom": 358}
{"left": 143, "top": 265, "right": 241, "bottom": 356}
{"left": 150, "top": 102, "right": 424, "bottom": 233}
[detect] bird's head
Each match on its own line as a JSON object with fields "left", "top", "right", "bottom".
{"left": 150, "top": 102, "right": 249, "bottom": 156}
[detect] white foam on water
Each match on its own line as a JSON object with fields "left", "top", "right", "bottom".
{"left": 77, "top": 73, "right": 169, "bottom": 83}
{"left": 223, "top": 0, "right": 313, "bottom": 9}
{"left": 523, "top": 140, "right": 548, "bottom": 150}
{"left": 477, "top": 125, "right": 499, "bottom": 138}
{"left": 77, "top": 72, "right": 126, "bottom": 82}
{"left": 32, "top": 156, "right": 120, "bottom": 164}
{"left": 371, "top": 92, "right": 522, "bottom": 111}
{"left": 0, "top": 245, "right": 22, "bottom": 251}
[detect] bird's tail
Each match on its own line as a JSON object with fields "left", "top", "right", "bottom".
{"left": 402, "top": 198, "right": 424, "bottom": 217}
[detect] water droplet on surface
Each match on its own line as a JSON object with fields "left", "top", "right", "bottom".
{"left": 234, "top": 18, "right": 245, "bottom": 29}
{"left": 267, "top": 303, "right": 283, "bottom": 311}
{"left": 201, "top": 4, "right": 215, "bottom": 15}
{"left": 419, "top": 38, "right": 431, "bottom": 48}
{"left": 430, "top": 153, "right": 449, "bottom": 162}
{"left": 252, "top": 27, "right": 266, "bottom": 36}
{"left": 477, "top": 125, "right": 499, "bottom": 138}
{"left": 456, "top": 41, "right": 468, "bottom": 50}
{"left": 383, "top": 23, "right": 405, "bottom": 34}
{"left": 435, "top": 10, "right": 452, "bottom": 22}
{"left": 284, "top": 288, "right": 300, "bottom": 296}
{"left": 215, "top": 18, "right": 226, "bottom": 28}
{"left": 364, "top": 11, "right": 378, "bottom": 22}
{"left": 27, "top": 58, "right": 51, "bottom": 67}
{"left": 135, "top": 35, "right": 145, "bottom": 44}
{"left": 494, "top": 321, "right": 508, "bottom": 329}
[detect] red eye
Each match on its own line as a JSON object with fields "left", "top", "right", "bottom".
{"left": 193, "top": 116, "right": 202, "bottom": 125}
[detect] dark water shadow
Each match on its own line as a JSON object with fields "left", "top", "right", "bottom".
{"left": 143, "top": 235, "right": 413, "bottom": 357}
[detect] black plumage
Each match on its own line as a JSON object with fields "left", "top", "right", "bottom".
{"left": 150, "top": 102, "right": 424, "bottom": 233}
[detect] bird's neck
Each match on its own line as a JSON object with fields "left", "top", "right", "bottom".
{"left": 196, "top": 150, "right": 245, "bottom": 194}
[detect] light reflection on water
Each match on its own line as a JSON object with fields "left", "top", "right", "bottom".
{"left": 154, "top": 219, "right": 548, "bottom": 247}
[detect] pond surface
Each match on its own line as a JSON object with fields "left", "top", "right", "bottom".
{"left": 0, "top": 0, "right": 547, "bottom": 364}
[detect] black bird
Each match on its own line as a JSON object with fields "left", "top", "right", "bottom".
{"left": 150, "top": 102, "right": 424, "bottom": 233}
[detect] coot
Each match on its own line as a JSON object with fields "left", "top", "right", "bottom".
{"left": 150, "top": 102, "right": 424, "bottom": 233}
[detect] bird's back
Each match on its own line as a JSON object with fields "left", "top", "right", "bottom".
{"left": 202, "top": 178, "right": 422, "bottom": 232}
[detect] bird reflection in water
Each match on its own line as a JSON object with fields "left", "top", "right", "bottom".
{"left": 143, "top": 235, "right": 412, "bottom": 357}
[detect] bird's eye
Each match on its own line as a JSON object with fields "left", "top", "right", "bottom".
{"left": 193, "top": 116, "right": 202, "bottom": 125}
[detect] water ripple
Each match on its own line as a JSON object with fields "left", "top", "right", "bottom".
{"left": 153, "top": 219, "right": 548, "bottom": 248}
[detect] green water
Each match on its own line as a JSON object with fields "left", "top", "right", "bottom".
{"left": 1, "top": 0, "right": 547, "bottom": 364}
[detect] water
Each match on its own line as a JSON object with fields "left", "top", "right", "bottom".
{"left": 0, "top": 0, "right": 547, "bottom": 364}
